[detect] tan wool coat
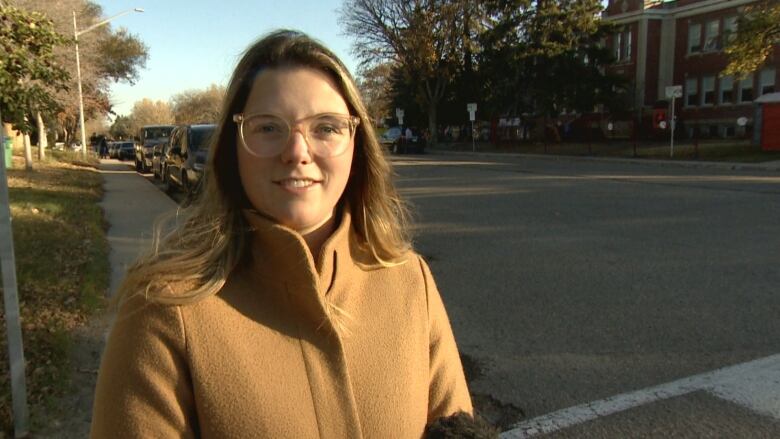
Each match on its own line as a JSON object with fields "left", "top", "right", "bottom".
{"left": 91, "top": 210, "right": 473, "bottom": 438}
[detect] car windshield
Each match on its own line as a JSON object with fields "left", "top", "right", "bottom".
{"left": 191, "top": 127, "right": 215, "bottom": 153}
{"left": 144, "top": 127, "right": 173, "bottom": 140}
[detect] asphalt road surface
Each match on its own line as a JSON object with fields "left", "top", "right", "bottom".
{"left": 136, "top": 152, "right": 780, "bottom": 437}
{"left": 392, "top": 153, "right": 780, "bottom": 437}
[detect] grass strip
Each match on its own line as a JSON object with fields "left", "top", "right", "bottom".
{"left": 0, "top": 150, "right": 108, "bottom": 431}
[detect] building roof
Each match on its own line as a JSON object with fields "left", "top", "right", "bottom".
{"left": 755, "top": 93, "right": 780, "bottom": 104}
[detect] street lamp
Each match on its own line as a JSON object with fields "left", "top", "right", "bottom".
{"left": 73, "top": 8, "right": 144, "bottom": 158}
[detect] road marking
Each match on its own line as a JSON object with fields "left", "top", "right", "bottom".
{"left": 500, "top": 354, "right": 780, "bottom": 438}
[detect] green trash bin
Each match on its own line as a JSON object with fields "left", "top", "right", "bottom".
{"left": 3, "top": 137, "right": 12, "bottom": 170}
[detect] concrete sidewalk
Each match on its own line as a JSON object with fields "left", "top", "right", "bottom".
{"left": 35, "top": 158, "right": 177, "bottom": 438}
{"left": 427, "top": 147, "right": 780, "bottom": 173}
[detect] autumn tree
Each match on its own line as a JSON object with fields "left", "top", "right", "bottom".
{"left": 128, "top": 99, "right": 174, "bottom": 133}
{"left": 109, "top": 114, "right": 132, "bottom": 139}
{"left": 11, "top": 0, "right": 148, "bottom": 146}
{"left": 341, "top": 0, "right": 474, "bottom": 144}
{"left": 356, "top": 62, "right": 394, "bottom": 124}
{"left": 0, "top": 3, "right": 70, "bottom": 169}
{"left": 724, "top": 1, "right": 780, "bottom": 78}
{"left": 171, "top": 84, "right": 225, "bottom": 125}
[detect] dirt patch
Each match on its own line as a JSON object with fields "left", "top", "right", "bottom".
{"left": 30, "top": 306, "right": 110, "bottom": 437}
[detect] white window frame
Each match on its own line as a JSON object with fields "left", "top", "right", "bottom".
{"left": 719, "top": 76, "right": 734, "bottom": 105}
{"left": 688, "top": 23, "right": 702, "bottom": 54}
{"left": 701, "top": 76, "right": 716, "bottom": 106}
{"left": 703, "top": 20, "right": 720, "bottom": 52}
{"left": 686, "top": 78, "right": 699, "bottom": 107}
{"left": 760, "top": 68, "right": 776, "bottom": 95}
{"left": 614, "top": 33, "right": 622, "bottom": 61}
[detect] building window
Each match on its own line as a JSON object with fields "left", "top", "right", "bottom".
{"left": 688, "top": 23, "right": 702, "bottom": 54}
{"left": 702, "top": 76, "right": 715, "bottom": 105}
{"left": 614, "top": 33, "right": 622, "bottom": 61}
{"left": 623, "top": 30, "right": 632, "bottom": 61}
{"left": 686, "top": 78, "right": 699, "bottom": 106}
{"left": 760, "top": 68, "right": 776, "bottom": 95}
{"left": 703, "top": 20, "right": 720, "bottom": 52}
{"left": 724, "top": 16, "right": 738, "bottom": 44}
{"left": 740, "top": 75, "right": 754, "bottom": 103}
{"left": 720, "top": 76, "right": 733, "bottom": 104}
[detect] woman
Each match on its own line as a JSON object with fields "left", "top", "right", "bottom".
{"left": 91, "top": 30, "right": 472, "bottom": 438}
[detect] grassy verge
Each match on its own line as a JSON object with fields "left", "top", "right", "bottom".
{"left": 437, "top": 139, "right": 780, "bottom": 163}
{"left": 0, "top": 150, "right": 108, "bottom": 431}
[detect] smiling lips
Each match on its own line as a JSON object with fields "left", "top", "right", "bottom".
{"left": 275, "top": 178, "right": 321, "bottom": 189}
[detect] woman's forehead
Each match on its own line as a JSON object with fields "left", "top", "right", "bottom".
{"left": 242, "top": 66, "right": 349, "bottom": 116}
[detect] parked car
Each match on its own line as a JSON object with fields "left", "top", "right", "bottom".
{"left": 108, "top": 142, "right": 120, "bottom": 158}
{"left": 164, "top": 124, "right": 216, "bottom": 196}
{"left": 116, "top": 141, "right": 135, "bottom": 161}
{"left": 135, "top": 125, "right": 175, "bottom": 173}
{"left": 152, "top": 141, "right": 171, "bottom": 180}
{"left": 379, "top": 126, "right": 425, "bottom": 154}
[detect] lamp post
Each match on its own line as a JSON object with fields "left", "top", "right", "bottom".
{"left": 73, "top": 8, "right": 144, "bottom": 158}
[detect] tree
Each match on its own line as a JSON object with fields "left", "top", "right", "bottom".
{"left": 477, "top": 0, "right": 605, "bottom": 116}
{"left": 109, "top": 114, "right": 133, "bottom": 139}
{"left": 356, "top": 62, "right": 394, "bottom": 125}
{"left": 0, "top": 4, "right": 70, "bottom": 170}
{"left": 171, "top": 84, "right": 225, "bottom": 125}
{"left": 0, "top": 4, "right": 70, "bottom": 133}
{"left": 724, "top": 1, "right": 780, "bottom": 78}
{"left": 128, "top": 99, "right": 174, "bottom": 134}
{"left": 12, "top": 0, "right": 149, "bottom": 146}
{"left": 341, "top": 0, "right": 474, "bottom": 144}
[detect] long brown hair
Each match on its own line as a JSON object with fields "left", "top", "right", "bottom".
{"left": 116, "top": 30, "right": 411, "bottom": 305}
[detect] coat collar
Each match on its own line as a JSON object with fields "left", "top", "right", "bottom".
{"left": 242, "top": 206, "right": 354, "bottom": 298}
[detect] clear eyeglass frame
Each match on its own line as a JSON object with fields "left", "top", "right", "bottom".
{"left": 233, "top": 112, "right": 361, "bottom": 158}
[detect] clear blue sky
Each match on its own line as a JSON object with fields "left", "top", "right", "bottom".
{"left": 97, "top": 0, "right": 359, "bottom": 117}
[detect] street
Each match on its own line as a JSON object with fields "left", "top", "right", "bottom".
{"left": 392, "top": 153, "right": 780, "bottom": 437}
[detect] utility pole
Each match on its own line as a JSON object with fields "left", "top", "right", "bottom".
{"left": 0, "top": 109, "right": 30, "bottom": 438}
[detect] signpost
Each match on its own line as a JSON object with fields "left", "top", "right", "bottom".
{"left": 665, "top": 85, "right": 682, "bottom": 157}
{"left": 395, "top": 108, "right": 404, "bottom": 127}
{"left": 0, "top": 110, "right": 30, "bottom": 437}
{"left": 467, "top": 103, "right": 477, "bottom": 151}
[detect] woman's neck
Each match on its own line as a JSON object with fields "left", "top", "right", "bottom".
{"left": 300, "top": 214, "right": 337, "bottom": 264}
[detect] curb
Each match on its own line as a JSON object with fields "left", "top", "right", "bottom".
{"left": 426, "top": 148, "right": 780, "bottom": 173}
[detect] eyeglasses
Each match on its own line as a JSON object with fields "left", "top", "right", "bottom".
{"left": 233, "top": 112, "right": 360, "bottom": 158}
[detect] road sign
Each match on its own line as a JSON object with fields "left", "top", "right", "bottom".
{"left": 395, "top": 108, "right": 404, "bottom": 118}
{"left": 467, "top": 103, "right": 477, "bottom": 112}
{"left": 737, "top": 117, "right": 748, "bottom": 127}
{"left": 665, "top": 85, "right": 683, "bottom": 99}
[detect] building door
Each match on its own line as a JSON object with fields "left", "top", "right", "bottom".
{"left": 762, "top": 103, "right": 780, "bottom": 151}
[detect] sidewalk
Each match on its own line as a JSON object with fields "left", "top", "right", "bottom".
{"left": 427, "top": 147, "right": 780, "bottom": 173}
{"left": 35, "top": 159, "right": 177, "bottom": 437}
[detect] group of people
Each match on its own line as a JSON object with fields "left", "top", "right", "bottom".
{"left": 89, "top": 30, "right": 490, "bottom": 438}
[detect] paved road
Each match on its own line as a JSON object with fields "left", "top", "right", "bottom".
{"left": 392, "top": 153, "right": 780, "bottom": 436}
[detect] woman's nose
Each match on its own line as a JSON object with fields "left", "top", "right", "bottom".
{"left": 280, "top": 129, "right": 313, "bottom": 164}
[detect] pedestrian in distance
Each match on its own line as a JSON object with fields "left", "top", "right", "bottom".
{"left": 91, "top": 29, "right": 473, "bottom": 438}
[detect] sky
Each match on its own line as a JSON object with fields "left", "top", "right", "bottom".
{"left": 96, "top": 0, "right": 360, "bottom": 117}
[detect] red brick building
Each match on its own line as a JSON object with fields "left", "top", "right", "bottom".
{"left": 603, "top": 0, "right": 779, "bottom": 139}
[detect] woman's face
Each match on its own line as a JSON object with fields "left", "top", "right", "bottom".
{"left": 237, "top": 66, "right": 355, "bottom": 233}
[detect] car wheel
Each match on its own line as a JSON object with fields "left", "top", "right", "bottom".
{"left": 135, "top": 160, "right": 142, "bottom": 172}
{"left": 161, "top": 170, "right": 172, "bottom": 194}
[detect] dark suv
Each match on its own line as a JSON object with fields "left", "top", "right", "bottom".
{"left": 135, "top": 125, "right": 175, "bottom": 173}
{"left": 164, "top": 124, "right": 216, "bottom": 195}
